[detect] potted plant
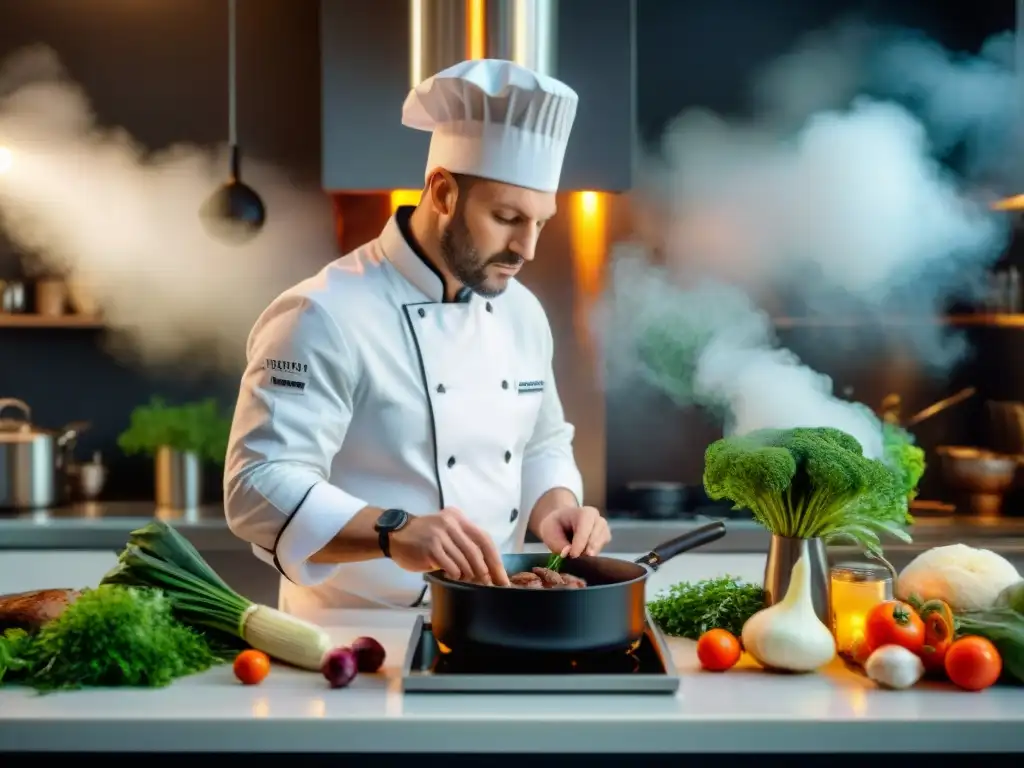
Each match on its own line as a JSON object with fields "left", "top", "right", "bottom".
{"left": 118, "top": 397, "right": 232, "bottom": 511}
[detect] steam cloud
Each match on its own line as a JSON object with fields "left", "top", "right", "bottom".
{"left": 602, "top": 22, "right": 1015, "bottom": 458}
{"left": 0, "top": 45, "right": 335, "bottom": 373}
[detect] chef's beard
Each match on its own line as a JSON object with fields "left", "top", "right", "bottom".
{"left": 440, "top": 208, "right": 522, "bottom": 298}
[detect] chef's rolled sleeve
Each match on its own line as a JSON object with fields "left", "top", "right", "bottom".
{"left": 520, "top": 363, "right": 585, "bottom": 515}
{"left": 224, "top": 293, "right": 367, "bottom": 586}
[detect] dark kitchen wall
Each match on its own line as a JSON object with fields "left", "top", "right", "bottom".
{"left": 0, "top": 0, "right": 1016, "bottom": 508}
{"left": 0, "top": 0, "right": 323, "bottom": 500}
{"left": 606, "top": 0, "right": 1019, "bottom": 509}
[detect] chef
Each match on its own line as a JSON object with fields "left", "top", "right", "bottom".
{"left": 223, "top": 59, "right": 611, "bottom": 616}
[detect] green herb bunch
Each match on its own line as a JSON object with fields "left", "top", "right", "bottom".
{"left": 118, "top": 397, "right": 231, "bottom": 464}
{"left": 0, "top": 585, "right": 222, "bottom": 691}
{"left": 648, "top": 576, "right": 765, "bottom": 639}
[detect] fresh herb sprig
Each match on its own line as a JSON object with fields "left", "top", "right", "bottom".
{"left": 647, "top": 576, "right": 765, "bottom": 639}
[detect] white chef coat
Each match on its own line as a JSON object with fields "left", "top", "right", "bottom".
{"left": 223, "top": 207, "right": 584, "bottom": 616}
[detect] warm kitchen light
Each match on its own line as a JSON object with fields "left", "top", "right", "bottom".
{"left": 992, "top": 194, "right": 1024, "bottom": 211}
{"left": 829, "top": 562, "right": 893, "bottom": 658}
{"left": 467, "top": 0, "right": 486, "bottom": 59}
{"left": 569, "top": 190, "right": 608, "bottom": 350}
{"left": 390, "top": 189, "right": 422, "bottom": 214}
{"left": 0, "top": 147, "right": 13, "bottom": 174}
{"left": 570, "top": 191, "right": 608, "bottom": 299}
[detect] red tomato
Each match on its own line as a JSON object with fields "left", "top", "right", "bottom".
{"left": 945, "top": 636, "right": 1002, "bottom": 692}
{"left": 233, "top": 649, "right": 271, "bottom": 685}
{"left": 697, "top": 629, "right": 742, "bottom": 672}
{"left": 864, "top": 600, "right": 925, "bottom": 655}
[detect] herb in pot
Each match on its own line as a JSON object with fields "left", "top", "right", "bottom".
{"left": 0, "top": 584, "right": 222, "bottom": 691}
{"left": 648, "top": 576, "right": 765, "bottom": 640}
{"left": 118, "top": 397, "right": 231, "bottom": 464}
{"left": 703, "top": 427, "right": 914, "bottom": 556}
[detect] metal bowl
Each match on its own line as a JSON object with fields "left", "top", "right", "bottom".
{"left": 935, "top": 446, "right": 1020, "bottom": 494}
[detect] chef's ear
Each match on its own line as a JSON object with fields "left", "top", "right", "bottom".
{"left": 424, "top": 167, "right": 460, "bottom": 218}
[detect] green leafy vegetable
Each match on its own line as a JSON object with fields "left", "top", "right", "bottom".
{"left": 647, "top": 576, "right": 765, "bottom": 639}
{"left": 955, "top": 607, "right": 1024, "bottom": 685}
{"left": 881, "top": 422, "right": 927, "bottom": 500}
{"left": 118, "top": 396, "right": 231, "bottom": 464}
{"left": 0, "top": 585, "right": 222, "bottom": 691}
{"left": 546, "top": 553, "right": 565, "bottom": 571}
{"left": 703, "top": 426, "right": 913, "bottom": 556}
{"left": 102, "top": 521, "right": 253, "bottom": 641}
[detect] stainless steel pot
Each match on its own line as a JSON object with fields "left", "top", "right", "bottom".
{"left": 0, "top": 398, "right": 90, "bottom": 510}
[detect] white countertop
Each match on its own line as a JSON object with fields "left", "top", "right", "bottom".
{"left": 1, "top": 553, "right": 1022, "bottom": 754}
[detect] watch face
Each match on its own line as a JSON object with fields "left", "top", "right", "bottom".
{"left": 376, "top": 508, "right": 407, "bottom": 532}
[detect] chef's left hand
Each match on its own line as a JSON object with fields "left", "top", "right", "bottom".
{"left": 537, "top": 506, "right": 612, "bottom": 559}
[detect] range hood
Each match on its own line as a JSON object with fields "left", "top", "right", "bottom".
{"left": 321, "top": 0, "right": 636, "bottom": 192}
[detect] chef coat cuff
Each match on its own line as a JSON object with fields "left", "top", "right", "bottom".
{"left": 521, "top": 459, "right": 584, "bottom": 517}
{"left": 275, "top": 481, "right": 368, "bottom": 586}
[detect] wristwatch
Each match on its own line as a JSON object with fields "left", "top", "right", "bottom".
{"left": 374, "top": 509, "right": 410, "bottom": 559}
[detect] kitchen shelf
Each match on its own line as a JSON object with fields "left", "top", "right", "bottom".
{"left": 773, "top": 314, "right": 1024, "bottom": 329}
{"left": 0, "top": 314, "right": 104, "bottom": 329}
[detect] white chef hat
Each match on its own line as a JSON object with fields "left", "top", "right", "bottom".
{"left": 402, "top": 59, "right": 578, "bottom": 193}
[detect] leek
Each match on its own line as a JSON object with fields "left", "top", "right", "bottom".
{"left": 102, "top": 522, "right": 331, "bottom": 671}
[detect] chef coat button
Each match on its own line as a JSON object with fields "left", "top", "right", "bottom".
{"left": 447, "top": 456, "right": 456, "bottom": 468}
{"left": 501, "top": 380, "right": 509, "bottom": 390}
{"left": 510, "top": 508, "right": 519, "bottom": 522}
{"left": 436, "top": 384, "right": 446, "bottom": 394}
{"left": 485, "top": 302, "right": 493, "bottom": 313}
{"left": 417, "top": 308, "right": 426, "bottom": 318}
{"left": 504, "top": 450, "right": 512, "bottom": 463}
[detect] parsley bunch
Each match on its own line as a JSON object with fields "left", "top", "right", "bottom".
{"left": 648, "top": 576, "right": 765, "bottom": 639}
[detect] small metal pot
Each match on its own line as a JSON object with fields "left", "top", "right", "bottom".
{"left": 764, "top": 535, "right": 831, "bottom": 627}
{"left": 154, "top": 446, "right": 202, "bottom": 511}
{"left": 0, "top": 398, "right": 90, "bottom": 510}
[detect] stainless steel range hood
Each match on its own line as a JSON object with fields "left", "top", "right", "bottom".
{"left": 321, "top": 0, "right": 636, "bottom": 192}
{"left": 409, "top": 0, "right": 558, "bottom": 85}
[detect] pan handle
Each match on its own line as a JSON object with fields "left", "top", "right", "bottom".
{"left": 633, "top": 521, "right": 727, "bottom": 570}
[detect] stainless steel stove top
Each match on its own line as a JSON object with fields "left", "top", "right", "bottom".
{"left": 400, "top": 612, "right": 681, "bottom": 694}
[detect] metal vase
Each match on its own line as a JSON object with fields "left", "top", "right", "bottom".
{"left": 154, "top": 446, "right": 202, "bottom": 511}
{"left": 763, "top": 535, "right": 831, "bottom": 626}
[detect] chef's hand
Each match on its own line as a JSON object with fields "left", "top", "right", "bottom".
{"left": 390, "top": 508, "right": 510, "bottom": 586}
{"left": 536, "top": 506, "right": 612, "bottom": 559}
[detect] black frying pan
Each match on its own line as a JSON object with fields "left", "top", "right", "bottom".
{"left": 424, "top": 521, "right": 727, "bottom": 655}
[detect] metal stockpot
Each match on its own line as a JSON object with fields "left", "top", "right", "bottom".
{"left": 0, "top": 398, "right": 90, "bottom": 510}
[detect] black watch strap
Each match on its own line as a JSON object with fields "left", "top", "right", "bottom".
{"left": 374, "top": 509, "right": 409, "bottom": 559}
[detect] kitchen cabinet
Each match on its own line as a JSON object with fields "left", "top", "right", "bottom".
{"left": 321, "top": 0, "right": 636, "bottom": 192}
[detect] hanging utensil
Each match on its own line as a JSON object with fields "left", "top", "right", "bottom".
{"left": 902, "top": 386, "right": 977, "bottom": 428}
{"left": 199, "top": 0, "right": 265, "bottom": 245}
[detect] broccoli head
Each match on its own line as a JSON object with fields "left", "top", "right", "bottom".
{"left": 703, "top": 426, "right": 913, "bottom": 555}
{"left": 881, "top": 422, "right": 926, "bottom": 500}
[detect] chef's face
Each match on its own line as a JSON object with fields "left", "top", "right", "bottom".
{"left": 439, "top": 175, "right": 557, "bottom": 298}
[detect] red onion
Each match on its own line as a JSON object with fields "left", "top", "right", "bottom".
{"left": 321, "top": 646, "right": 358, "bottom": 689}
{"left": 350, "top": 636, "right": 387, "bottom": 673}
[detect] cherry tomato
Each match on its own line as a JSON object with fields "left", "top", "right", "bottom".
{"left": 864, "top": 600, "right": 925, "bottom": 655}
{"left": 944, "top": 636, "right": 1002, "bottom": 692}
{"left": 233, "top": 649, "right": 271, "bottom": 685}
{"left": 697, "top": 628, "right": 742, "bottom": 672}
{"left": 917, "top": 599, "right": 955, "bottom": 674}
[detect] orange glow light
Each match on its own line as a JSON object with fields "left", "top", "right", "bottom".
{"left": 467, "top": 0, "right": 486, "bottom": 60}
{"left": 992, "top": 194, "right": 1024, "bottom": 212}
{"left": 569, "top": 191, "right": 608, "bottom": 350}
{"left": 390, "top": 189, "right": 422, "bottom": 214}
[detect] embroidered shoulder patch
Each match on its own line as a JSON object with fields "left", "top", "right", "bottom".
{"left": 262, "top": 358, "right": 309, "bottom": 396}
